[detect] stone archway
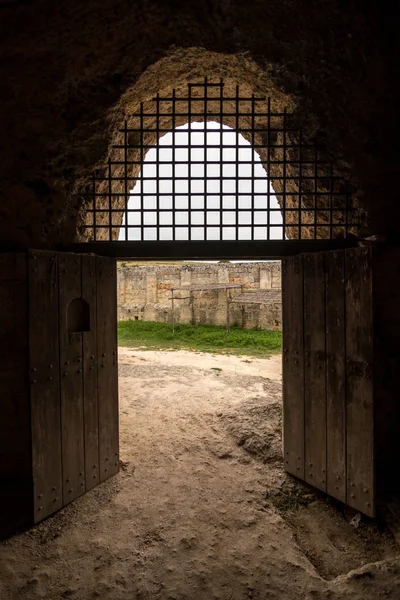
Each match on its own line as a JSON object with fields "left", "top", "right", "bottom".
{"left": 70, "top": 72, "right": 362, "bottom": 253}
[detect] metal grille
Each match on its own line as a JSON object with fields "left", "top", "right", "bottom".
{"left": 82, "top": 78, "right": 360, "bottom": 255}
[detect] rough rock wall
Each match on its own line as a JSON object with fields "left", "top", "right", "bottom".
{"left": 0, "top": 1, "right": 399, "bottom": 248}
{"left": 117, "top": 262, "right": 282, "bottom": 330}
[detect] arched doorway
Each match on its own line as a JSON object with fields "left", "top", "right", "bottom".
{"left": 67, "top": 79, "right": 371, "bottom": 516}
{"left": 1, "top": 79, "right": 375, "bottom": 536}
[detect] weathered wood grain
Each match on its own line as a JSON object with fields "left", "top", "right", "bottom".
{"left": 282, "top": 255, "right": 304, "bottom": 479}
{"left": 325, "top": 250, "right": 346, "bottom": 503}
{"left": 82, "top": 255, "right": 99, "bottom": 491}
{"left": 97, "top": 257, "right": 119, "bottom": 483}
{"left": 303, "top": 253, "right": 327, "bottom": 493}
{"left": 59, "top": 253, "right": 85, "bottom": 505}
{"left": 29, "top": 251, "right": 63, "bottom": 522}
{"left": 345, "top": 246, "right": 374, "bottom": 517}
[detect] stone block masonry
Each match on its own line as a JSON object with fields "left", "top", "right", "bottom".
{"left": 117, "top": 262, "right": 282, "bottom": 331}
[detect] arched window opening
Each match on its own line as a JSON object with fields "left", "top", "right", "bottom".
{"left": 119, "top": 121, "right": 284, "bottom": 242}
{"left": 83, "top": 79, "right": 360, "bottom": 251}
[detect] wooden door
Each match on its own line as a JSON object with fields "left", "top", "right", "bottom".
{"left": 29, "top": 251, "right": 119, "bottom": 522}
{"left": 282, "top": 247, "right": 374, "bottom": 517}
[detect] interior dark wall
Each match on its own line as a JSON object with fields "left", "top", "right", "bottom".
{"left": 0, "top": 0, "right": 399, "bottom": 247}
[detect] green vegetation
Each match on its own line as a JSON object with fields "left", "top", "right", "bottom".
{"left": 266, "top": 484, "right": 315, "bottom": 513}
{"left": 118, "top": 320, "right": 282, "bottom": 358}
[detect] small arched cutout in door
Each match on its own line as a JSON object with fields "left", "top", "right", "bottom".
{"left": 67, "top": 298, "right": 90, "bottom": 333}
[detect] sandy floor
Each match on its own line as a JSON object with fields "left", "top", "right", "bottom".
{"left": 0, "top": 348, "right": 400, "bottom": 599}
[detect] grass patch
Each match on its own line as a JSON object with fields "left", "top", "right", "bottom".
{"left": 118, "top": 320, "right": 282, "bottom": 358}
{"left": 266, "top": 484, "right": 315, "bottom": 513}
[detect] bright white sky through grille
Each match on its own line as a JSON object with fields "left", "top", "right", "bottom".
{"left": 120, "top": 121, "right": 283, "bottom": 241}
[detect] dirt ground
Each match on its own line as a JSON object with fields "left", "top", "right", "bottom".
{"left": 1, "top": 348, "right": 400, "bottom": 600}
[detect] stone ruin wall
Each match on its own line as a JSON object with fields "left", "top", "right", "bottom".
{"left": 117, "top": 262, "right": 282, "bottom": 331}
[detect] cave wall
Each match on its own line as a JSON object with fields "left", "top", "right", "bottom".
{"left": 0, "top": 0, "right": 399, "bottom": 248}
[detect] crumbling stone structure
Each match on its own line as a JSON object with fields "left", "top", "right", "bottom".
{"left": 118, "top": 262, "right": 282, "bottom": 330}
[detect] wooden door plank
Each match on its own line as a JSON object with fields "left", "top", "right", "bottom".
{"left": 282, "top": 255, "right": 305, "bottom": 479}
{"left": 97, "top": 256, "right": 119, "bottom": 483}
{"left": 325, "top": 251, "right": 346, "bottom": 503}
{"left": 345, "top": 247, "right": 374, "bottom": 516}
{"left": 29, "top": 251, "right": 63, "bottom": 522}
{"left": 59, "top": 253, "right": 85, "bottom": 505}
{"left": 82, "top": 255, "right": 99, "bottom": 491}
{"left": 304, "top": 253, "right": 327, "bottom": 492}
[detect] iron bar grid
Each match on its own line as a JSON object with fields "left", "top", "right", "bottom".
{"left": 83, "top": 78, "right": 360, "bottom": 244}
